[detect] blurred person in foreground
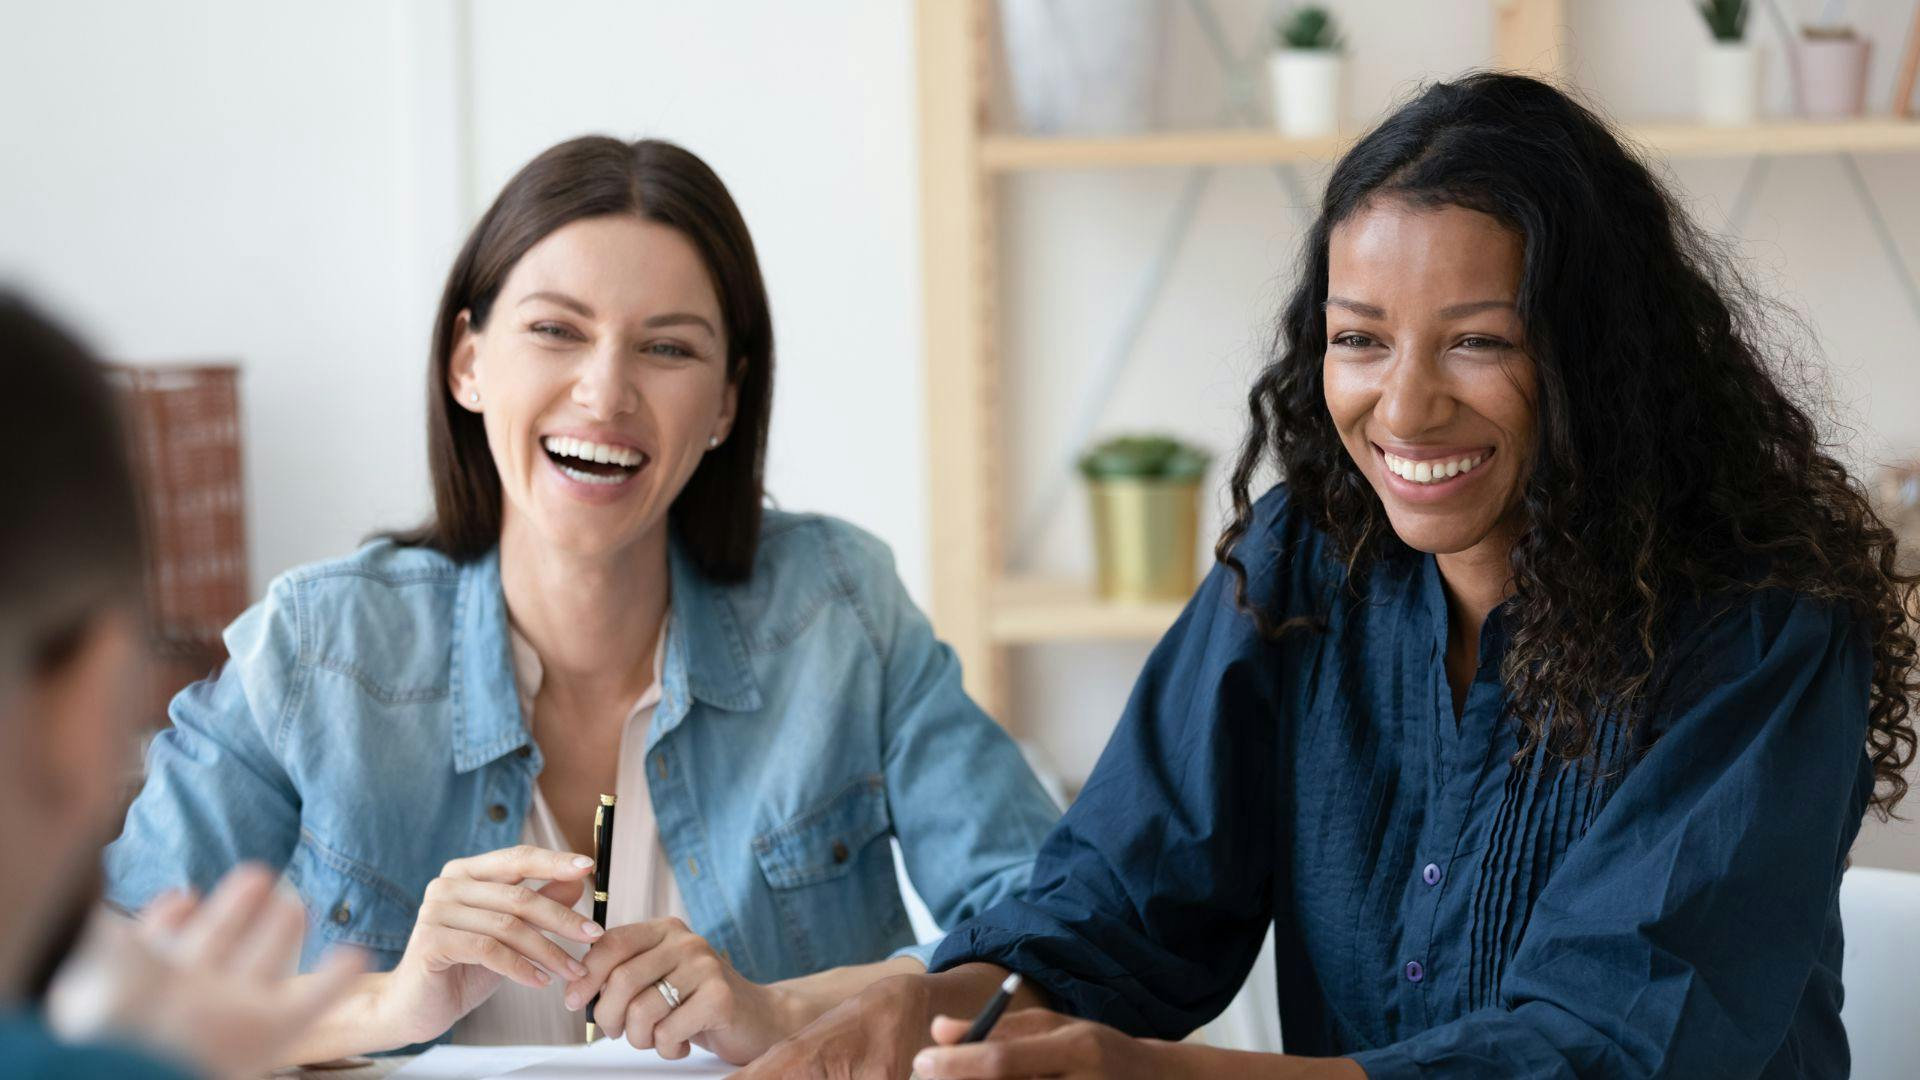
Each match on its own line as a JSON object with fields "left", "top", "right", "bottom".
{"left": 0, "top": 294, "right": 362, "bottom": 1079}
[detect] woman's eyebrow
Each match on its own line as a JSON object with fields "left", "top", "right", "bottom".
{"left": 644, "top": 312, "right": 717, "bottom": 336}
{"left": 1438, "top": 299, "right": 1515, "bottom": 319}
{"left": 1325, "top": 296, "right": 1387, "bottom": 318}
{"left": 518, "top": 290, "right": 594, "bottom": 317}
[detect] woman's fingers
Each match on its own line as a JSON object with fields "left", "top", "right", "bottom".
{"left": 651, "top": 964, "right": 734, "bottom": 1059}
{"left": 585, "top": 935, "right": 685, "bottom": 1038}
{"left": 427, "top": 901, "right": 588, "bottom": 982}
{"left": 618, "top": 960, "right": 695, "bottom": 1052}
{"left": 443, "top": 878, "right": 603, "bottom": 944}
{"left": 429, "top": 927, "right": 557, "bottom": 989}
{"left": 227, "top": 887, "right": 309, "bottom": 980}
{"left": 565, "top": 919, "right": 678, "bottom": 1008}
{"left": 439, "top": 844, "right": 595, "bottom": 886}
{"left": 174, "top": 863, "right": 277, "bottom": 966}
{"left": 538, "top": 875, "right": 586, "bottom": 909}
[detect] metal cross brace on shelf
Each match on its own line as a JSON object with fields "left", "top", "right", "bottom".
{"left": 1011, "top": 0, "right": 1316, "bottom": 564}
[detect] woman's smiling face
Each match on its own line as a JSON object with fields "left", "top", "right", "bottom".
{"left": 448, "top": 214, "right": 739, "bottom": 561}
{"left": 1321, "top": 199, "right": 1537, "bottom": 558}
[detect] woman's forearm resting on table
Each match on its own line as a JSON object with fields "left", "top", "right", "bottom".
{"left": 274, "top": 972, "right": 412, "bottom": 1065}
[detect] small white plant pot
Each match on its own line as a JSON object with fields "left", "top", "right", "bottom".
{"left": 1697, "top": 41, "right": 1760, "bottom": 127}
{"left": 1268, "top": 50, "right": 1343, "bottom": 139}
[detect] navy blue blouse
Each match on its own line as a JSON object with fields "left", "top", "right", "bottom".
{"left": 931, "top": 487, "right": 1875, "bottom": 1078}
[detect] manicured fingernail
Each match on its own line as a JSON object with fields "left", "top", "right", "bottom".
{"left": 914, "top": 1052, "right": 936, "bottom": 1074}
{"left": 564, "top": 993, "right": 580, "bottom": 1010}
{"left": 582, "top": 921, "right": 604, "bottom": 938}
{"left": 572, "top": 856, "right": 595, "bottom": 869}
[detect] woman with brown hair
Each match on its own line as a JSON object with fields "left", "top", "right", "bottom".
{"left": 103, "top": 136, "right": 1059, "bottom": 1067}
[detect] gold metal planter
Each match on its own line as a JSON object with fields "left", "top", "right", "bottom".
{"left": 1088, "top": 478, "right": 1201, "bottom": 603}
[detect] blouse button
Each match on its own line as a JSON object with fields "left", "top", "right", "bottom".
{"left": 1405, "top": 960, "right": 1425, "bottom": 983}
{"left": 516, "top": 745, "right": 532, "bottom": 759}
{"left": 831, "top": 840, "right": 851, "bottom": 864}
{"left": 1422, "top": 863, "right": 1442, "bottom": 886}
{"left": 487, "top": 803, "right": 508, "bottom": 823}
{"left": 331, "top": 903, "right": 351, "bottom": 926}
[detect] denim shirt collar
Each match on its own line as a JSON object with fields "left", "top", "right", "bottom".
{"left": 449, "top": 539, "right": 763, "bottom": 773}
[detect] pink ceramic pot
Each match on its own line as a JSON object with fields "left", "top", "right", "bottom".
{"left": 1796, "top": 35, "right": 1871, "bottom": 119}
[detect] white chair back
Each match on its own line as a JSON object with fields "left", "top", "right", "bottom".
{"left": 1842, "top": 866, "right": 1920, "bottom": 1079}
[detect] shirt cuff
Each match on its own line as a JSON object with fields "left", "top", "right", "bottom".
{"left": 1345, "top": 1045, "right": 1413, "bottom": 1080}
{"left": 890, "top": 938, "right": 940, "bottom": 969}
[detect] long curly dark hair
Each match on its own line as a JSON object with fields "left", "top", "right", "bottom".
{"left": 1216, "top": 72, "right": 1918, "bottom": 816}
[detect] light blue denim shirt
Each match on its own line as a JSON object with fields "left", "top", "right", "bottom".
{"left": 105, "top": 510, "right": 1059, "bottom": 993}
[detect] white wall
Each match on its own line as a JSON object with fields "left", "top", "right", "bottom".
{"left": 1, "top": 0, "right": 1915, "bottom": 868}
{"left": 0, "top": 0, "right": 926, "bottom": 601}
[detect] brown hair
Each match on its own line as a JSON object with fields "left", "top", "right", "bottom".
{"left": 0, "top": 293, "right": 144, "bottom": 685}
{"left": 392, "top": 136, "right": 775, "bottom": 581}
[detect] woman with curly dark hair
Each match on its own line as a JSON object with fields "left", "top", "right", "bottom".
{"left": 752, "top": 72, "right": 1920, "bottom": 1079}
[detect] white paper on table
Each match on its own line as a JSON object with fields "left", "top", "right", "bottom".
{"left": 386, "top": 1044, "right": 571, "bottom": 1078}
{"left": 491, "top": 1038, "right": 733, "bottom": 1078}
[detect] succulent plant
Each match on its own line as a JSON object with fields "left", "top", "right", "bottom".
{"left": 1078, "top": 435, "right": 1212, "bottom": 482}
{"left": 1276, "top": 5, "right": 1341, "bottom": 51}
{"left": 1697, "top": 0, "right": 1747, "bottom": 42}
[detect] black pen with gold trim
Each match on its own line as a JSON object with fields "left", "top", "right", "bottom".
{"left": 583, "top": 792, "right": 616, "bottom": 1042}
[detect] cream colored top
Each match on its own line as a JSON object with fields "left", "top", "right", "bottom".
{"left": 449, "top": 615, "right": 690, "bottom": 1046}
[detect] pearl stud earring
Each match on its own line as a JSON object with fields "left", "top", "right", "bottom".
{"left": 468, "top": 391, "right": 479, "bottom": 404}
{"left": 708, "top": 436, "right": 720, "bottom": 449}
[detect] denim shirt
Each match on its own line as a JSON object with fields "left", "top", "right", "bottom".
{"left": 105, "top": 511, "right": 1059, "bottom": 992}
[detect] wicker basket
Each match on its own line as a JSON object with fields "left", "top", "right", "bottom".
{"left": 107, "top": 364, "right": 248, "bottom": 724}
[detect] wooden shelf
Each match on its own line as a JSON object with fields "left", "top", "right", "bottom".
{"left": 990, "top": 578, "right": 1185, "bottom": 643}
{"left": 980, "top": 118, "right": 1920, "bottom": 173}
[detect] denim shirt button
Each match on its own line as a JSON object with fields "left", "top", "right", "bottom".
{"left": 831, "top": 840, "right": 850, "bottom": 864}
{"left": 655, "top": 754, "right": 668, "bottom": 781}
{"left": 516, "top": 745, "right": 532, "bottom": 760}
{"left": 487, "top": 803, "right": 508, "bottom": 823}
{"left": 331, "top": 903, "right": 351, "bottom": 926}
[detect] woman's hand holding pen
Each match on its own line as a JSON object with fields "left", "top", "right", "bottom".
{"left": 563, "top": 916, "right": 788, "bottom": 1064}
{"left": 377, "top": 844, "right": 606, "bottom": 1045}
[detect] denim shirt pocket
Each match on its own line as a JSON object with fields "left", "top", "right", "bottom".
{"left": 286, "top": 829, "right": 417, "bottom": 973}
{"left": 751, "top": 775, "right": 911, "bottom": 972}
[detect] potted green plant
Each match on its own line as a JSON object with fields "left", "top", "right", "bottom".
{"left": 1268, "top": 5, "right": 1344, "bottom": 138}
{"left": 1696, "top": 0, "right": 1758, "bottom": 126}
{"left": 1079, "top": 435, "right": 1211, "bottom": 603}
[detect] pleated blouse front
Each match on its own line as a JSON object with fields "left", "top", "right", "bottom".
{"left": 931, "top": 487, "right": 1875, "bottom": 1078}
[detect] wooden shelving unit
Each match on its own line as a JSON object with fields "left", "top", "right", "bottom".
{"left": 981, "top": 118, "right": 1920, "bottom": 172}
{"left": 915, "top": 0, "right": 1920, "bottom": 726}
{"left": 990, "top": 579, "right": 1188, "bottom": 645}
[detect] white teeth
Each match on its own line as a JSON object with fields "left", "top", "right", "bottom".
{"left": 1383, "top": 451, "right": 1487, "bottom": 485}
{"left": 541, "top": 435, "right": 643, "bottom": 469}
{"left": 556, "top": 462, "right": 626, "bottom": 486}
